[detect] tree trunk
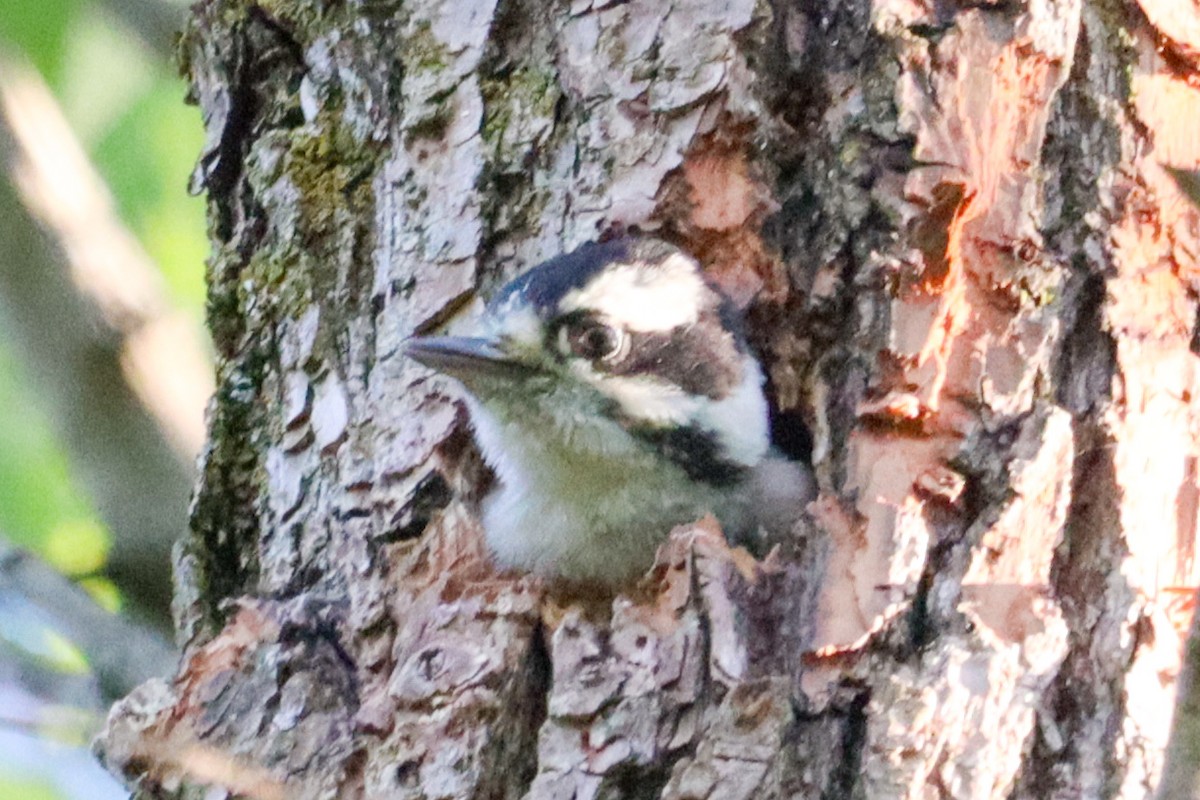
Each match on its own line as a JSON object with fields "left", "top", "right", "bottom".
{"left": 98, "top": 0, "right": 1200, "bottom": 798}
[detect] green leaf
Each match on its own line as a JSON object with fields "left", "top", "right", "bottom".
{"left": 56, "top": 5, "right": 156, "bottom": 144}
{"left": 43, "top": 518, "right": 109, "bottom": 576}
{"left": 76, "top": 576, "right": 122, "bottom": 613}
{"left": 0, "top": 344, "right": 108, "bottom": 563}
{"left": 92, "top": 79, "right": 209, "bottom": 313}
{"left": 0, "top": 0, "right": 79, "bottom": 87}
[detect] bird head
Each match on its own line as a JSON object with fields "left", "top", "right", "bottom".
{"left": 405, "top": 238, "right": 770, "bottom": 480}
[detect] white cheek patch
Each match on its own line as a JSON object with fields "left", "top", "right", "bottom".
{"left": 570, "top": 361, "right": 699, "bottom": 426}
{"left": 463, "top": 396, "right": 519, "bottom": 484}
{"left": 692, "top": 362, "right": 770, "bottom": 465}
{"left": 560, "top": 253, "right": 708, "bottom": 332}
{"left": 572, "top": 358, "right": 770, "bottom": 467}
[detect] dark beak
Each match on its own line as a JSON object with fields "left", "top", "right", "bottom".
{"left": 404, "top": 335, "right": 534, "bottom": 380}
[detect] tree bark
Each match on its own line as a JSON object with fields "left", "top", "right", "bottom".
{"left": 98, "top": 0, "right": 1200, "bottom": 798}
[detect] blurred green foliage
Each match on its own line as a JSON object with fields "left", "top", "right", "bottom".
{"left": 97, "top": 79, "right": 209, "bottom": 309}
{"left": 1, "top": 1, "right": 204, "bottom": 797}
{"left": 0, "top": 3, "right": 201, "bottom": 796}
{"left": 0, "top": 345, "right": 111, "bottom": 579}
{"left": 0, "top": 596, "right": 90, "bottom": 677}
{"left": 0, "top": 0, "right": 77, "bottom": 86}
{"left": 0, "top": 0, "right": 206, "bottom": 587}
{"left": 0, "top": 775, "right": 62, "bottom": 800}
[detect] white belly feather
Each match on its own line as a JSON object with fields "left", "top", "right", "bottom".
{"left": 466, "top": 397, "right": 746, "bottom": 583}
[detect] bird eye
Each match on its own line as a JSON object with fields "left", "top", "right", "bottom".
{"left": 559, "top": 318, "right": 626, "bottom": 362}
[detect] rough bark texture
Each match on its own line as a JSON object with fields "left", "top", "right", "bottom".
{"left": 98, "top": 0, "right": 1200, "bottom": 798}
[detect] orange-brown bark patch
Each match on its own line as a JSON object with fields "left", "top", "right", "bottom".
{"left": 904, "top": 182, "right": 978, "bottom": 295}
{"left": 175, "top": 603, "right": 281, "bottom": 720}
{"left": 658, "top": 134, "right": 789, "bottom": 305}
{"left": 684, "top": 149, "right": 757, "bottom": 232}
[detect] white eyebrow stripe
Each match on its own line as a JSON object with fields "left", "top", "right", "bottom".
{"left": 581, "top": 370, "right": 699, "bottom": 426}
{"left": 558, "top": 253, "right": 707, "bottom": 332}
{"left": 567, "top": 357, "right": 768, "bottom": 465}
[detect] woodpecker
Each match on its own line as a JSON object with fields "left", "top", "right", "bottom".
{"left": 405, "top": 237, "right": 812, "bottom": 584}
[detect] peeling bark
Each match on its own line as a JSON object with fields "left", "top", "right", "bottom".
{"left": 99, "top": 0, "right": 1200, "bottom": 797}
